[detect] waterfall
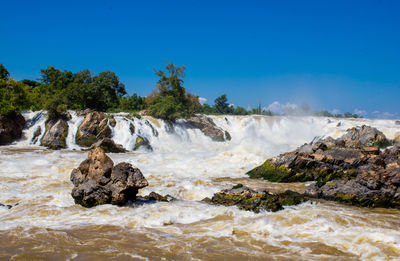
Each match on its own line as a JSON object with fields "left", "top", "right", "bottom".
{"left": 13, "top": 112, "right": 400, "bottom": 154}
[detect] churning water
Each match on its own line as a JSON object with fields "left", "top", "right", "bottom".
{"left": 1, "top": 112, "right": 400, "bottom": 260}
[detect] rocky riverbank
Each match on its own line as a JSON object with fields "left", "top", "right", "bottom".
{"left": 247, "top": 125, "right": 400, "bottom": 208}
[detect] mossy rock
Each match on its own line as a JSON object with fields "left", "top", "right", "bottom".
{"left": 246, "top": 160, "right": 291, "bottom": 182}
{"left": 134, "top": 136, "right": 152, "bottom": 151}
{"left": 332, "top": 193, "right": 400, "bottom": 208}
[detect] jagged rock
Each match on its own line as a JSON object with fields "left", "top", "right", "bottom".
{"left": 76, "top": 112, "right": 112, "bottom": 147}
{"left": 185, "top": 115, "right": 231, "bottom": 142}
{"left": 91, "top": 138, "right": 126, "bottom": 153}
{"left": 77, "top": 108, "right": 92, "bottom": 117}
{"left": 140, "top": 192, "right": 176, "bottom": 202}
{"left": 0, "top": 112, "right": 26, "bottom": 145}
{"left": 134, "top": 136, "right": 152, "bottom": 151}
{"left": 247, "top": 126, "right": 400, "bottom": 208}
{"left": 70, "top": 147, "right": 148, "bottom": 207}
{"left": 41, "top": 118, "right": 69, "bottom": 149}
{"left": 31, "top": 126, "right": 42, "bottom": 144}
{"left": 340, "top": 125, "right": 390, "bottom": 148}
{"left": 202, "top": 185, "right": 307, "bottom": 212}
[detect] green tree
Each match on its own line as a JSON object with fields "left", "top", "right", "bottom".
{"left": 214, "top": 94, "right": 233, "bottom": 114}
{"left": 0, "top": 64, "right": 10, "bottom": 80}
{"left": 147, "top": 62, "right": 201, "bottom": 120}
{"left": 0, "top": 78, "right": 30, "bottom": 114}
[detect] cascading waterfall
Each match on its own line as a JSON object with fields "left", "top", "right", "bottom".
{"left": 65, "top": 111, "right": 84, "bottom": 150}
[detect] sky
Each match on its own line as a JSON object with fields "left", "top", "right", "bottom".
{"left": 2, "top": 0, "right": 400, "bottom": 119}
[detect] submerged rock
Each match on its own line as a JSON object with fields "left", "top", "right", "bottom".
{"left": 247, "top": 125, "right": 400, "bottom": 208}
{"left": 0, "top": 203, "right": 13, "bottom": 209}
{"left": 31, "top": 126, "right": 42, "bottom": 144}
{"left": 202, "top": 185, "right": 307, "bottom": 212}
{"left": 140, "top": 192, "right": 176, "bottom": 202}
{"left": 41, "top": 117, "right": 69, "bottom": 149}
{"left": 0, "top": 112, "right": 26, "bottom": 145}
{"left": 90, "top": 138, "right": 126, "bottom": 153}
{"left": 185, "top": 115, "right": 231, "bottom": 142}
{"left": 70, "top": 147, "right": 148, "bottom": 207}
{"left": 76, "top": 112, "right": 112, "bottom": 147}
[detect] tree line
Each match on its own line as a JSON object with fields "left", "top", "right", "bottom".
{"left": 0, "top": 63, "right": 361, "bottom": 120}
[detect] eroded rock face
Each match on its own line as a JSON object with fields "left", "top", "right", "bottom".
{"left": 247, "top": 125, "right": 400, "bottom": 208}
{"left": 76, "top": 112, "right": 112, "bottom": 147}
{"left": 0, "top": 112, "right": 26, "bottom": 145}
{"left": 202, "top": 185, "right": 307, "bottom": 212}
{"left": 134, "top": 136, "right": 152, "bottom": 151}
{"left": 70, "top": 147, "right": 148, "bottom": 207}
{"left": 185, "top": 115, "right": 231, "bottom": 142}
{"left": 41, "top": 118, "right": 69, "bottom": 149}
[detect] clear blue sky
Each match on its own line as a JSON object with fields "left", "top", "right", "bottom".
{"left": 2, "top": 0, "right": 400, "bottom": 118}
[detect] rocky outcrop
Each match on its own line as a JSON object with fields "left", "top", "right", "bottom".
{"left": 0, "top": 112, "right": 26, "bottom": 145}
{"left": 90, "top": 138, "right": 126, "bottom": 153}
{"left": 247, "top": 125, "right": 400, "bottom": 208}
{"left": 185, "top": 115, "right": 231, "bottom": 142}
{"left": 202, "top": 185, "right": 307, "bottom": 212}
{"left": 139, "top": 192, "right": 176, "bottom": 202}
{"left": 134, "top": 136, "right": 152, "bottom": 151}
{"left": 70, "top": 147, "right": 148, "bottom": 208}
{"left": 31, "top": 126, "right": 42, "bottom": 144}
{"left": 41, "top": 118, "right": 69, "bottom": 149}
{"left": 76, "top": 112, "right": 112, "bottom": 147}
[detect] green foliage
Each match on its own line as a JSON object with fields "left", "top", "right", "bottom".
{"left": 214, "top": 94, "right": 233, "bottom": 114}
{"left": 147, "top": 62, "right": 201, "bottom": 120}
{"left": 246, "top": 160, "right": 291, "bottom": 182}
{"left": 0, "top": 64, "right": 10, "bottom": 80}
{"left": 117, "top": 94, "right": 145, "bottom": 112}
{"left": 0, "top": 78, "right": 30, "bottom": 114}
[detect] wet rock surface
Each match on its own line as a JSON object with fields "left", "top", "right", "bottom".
{"left": 247, "top": 125, "right": 400, "bottom": 208}
{"left": 134, "top": 136, "right": 152, "bottom": 151}
{"left": 139, "top": 192, "right": 176, "bottom": 202}
{"left": 185, "top": 115, "right": 231, "bottom": 142}
{"left": 70, "top": 147, "right": 148, "bottom": 208}
{"left": 41, "top": 117, "right": 69, "bottom": 149}
{"left": 0, "top": 112, "right": 26, "bottom": 145}
{"left": 202, "top": 185, "right": 307, "bottom": 212}
{"left": 76, "top": 112, "right": 112, "bottom": 147}
{"left": 90, "top": 138, "right": 126, "bottom": 153}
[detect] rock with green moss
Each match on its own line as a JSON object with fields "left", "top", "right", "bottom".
{"left": 76, "top": 112, "right": 112, "bottom": 147}
{"left": 134, "top": 136, "right": 152, "bottom": 151}
{"left": 41, "top": 117, "right": 69, "bottom": 149}
{"left": 247, "top": 126, "right": 400, "bottom": 209}
{"left": 202, "top": 185, "right": 308, "bottom": 213}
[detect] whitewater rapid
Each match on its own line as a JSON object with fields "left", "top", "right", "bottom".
{"left": 1, "top": 113, "right": 400, "bottom": 260}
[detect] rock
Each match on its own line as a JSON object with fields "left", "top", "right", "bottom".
{"left": 77, "top": 108, "right": 91, "bottom": 117}
{"left": 31, "top": 126, "right": 42, "bottom": 144}
{"left": 247, "top": 126, "right": 400, "bottom": 208}
{"left": 109, "top": 117, "right": 116, "bottom": 127}
{"left": 395, "top": 120, "right": 400, "bottom": 126}
{"left": 41, "top": 118, "right": 69, "bottom": 149}
{"left": 138, "top": 110, "right": 147, "bottom": 116}
{"left": 129, "top": 123, "right": 135, "bottom": 134}
{"left": 70, "top": 147, "right": 148, "bottom": 207}
{"left": 134, "top": 136, "right": 152, "bottom": 151}
{"left": 91, "top": 138, "right": 126, "bottom": 153}
{"left": 76, "top": 112, "right": 112, "bottom": 147}
{"left": 0, "top": 112, "right": 26, "bottom": 145}
{"left": 202, "top": 185, "right": 308, "bottom": 213}
{"left": 340, "top": 125, "right": 390, "bottom": 148}
{"left": 145, "top": 120, "right": 159, "bottom": 137}
{"left": 185, "top": 115, "right": 231, "bottom": 141}
{"left": 140, "top": 192, "right": 176, "bottom": 202}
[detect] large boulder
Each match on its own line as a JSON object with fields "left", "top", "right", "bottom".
{"left": 76, "top": 112, "right": 112, "bottom": 147}
{"left": 134, "top": 136, "right": 152, "bottom": 151}
{"left": 247, "top": 125, "right": 400, "bottom": 208}
{"left": 202, "top": 185, "right": 307, "bottom": 212}
{"left": 185, "top": 115, "right": 231, "bottom": 142}
{"left": 41, "top": 118, "right": 69, "bottom": 149}
{"left": 70, "top": 147, "right": 148, "bottom": 207}
{"left": 0, "top": 112, "right": 26, "bottom": 145}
